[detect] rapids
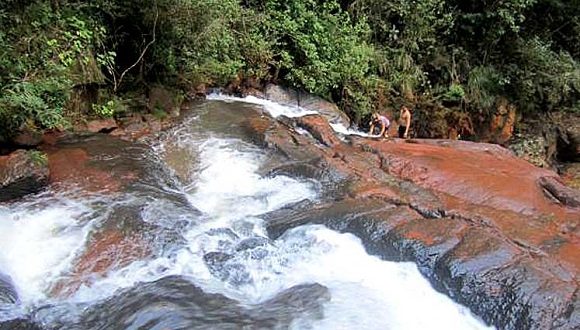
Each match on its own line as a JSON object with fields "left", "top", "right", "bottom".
{"left": 0, "top": 97, "right": 494, "bottom": 329}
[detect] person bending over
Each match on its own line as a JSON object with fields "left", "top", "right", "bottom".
{"left": 369, "top": 112, "right": 390, "bottom": 138}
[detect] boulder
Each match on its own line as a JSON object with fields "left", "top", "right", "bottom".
{"left": 556, "top": 120, "right": 580, "bottom": 162}
{"left": 482, "top": 97, "right": 517, "bottom": 144}
{"left": 0, "top": 150, "right": 49, "bottom": 202}
{"left": 297, "top": 90, "right": 351, "bottom": 127}
{"left": 86, "top": 118, "right": 118, "bottom": 133}
{"left": 296, "top": 115, "right": 341, "bottom": 147}
{"left": 264, "top": 84, "right": 300, "bottom": 106}
{"left": 116, "top": 114, "right": 150, "bottom": 141}
{"left": 538, "top": 176, "right": 580, "bottom": 208}
{"left": 517, "top": 112, "right": 580, "bottom": 165}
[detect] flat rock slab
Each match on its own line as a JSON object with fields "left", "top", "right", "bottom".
{"left": 249, "top": 111, "right": 580, "bottom": 330}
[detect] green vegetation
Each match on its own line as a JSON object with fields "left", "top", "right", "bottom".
{"left": 1, "top": 0, "right": 579, "bottom": 141}
{"left": 27, "top": 149, "right": 48, "bottom": 166}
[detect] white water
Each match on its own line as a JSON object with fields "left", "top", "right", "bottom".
{"left": 0, "top": 196, "right": 95, "bottom": 305}
{"left": 0, "top": 97, "right": 493, "bottom": 329}
{"left": 206, "top": 93, "right": 318, "bottom": 118}
{"left": 186, "top": 138, "right": 316, "bottom": 217}
{"left": 207, "top": 92, "right": 377, "bottom": 138}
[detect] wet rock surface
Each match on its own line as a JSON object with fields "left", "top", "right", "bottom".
{"left": 246, "top": 107, "right": 580, "bottom": 330}
{"left": 39, "top": 134, "right": 198, "bottom": 298}
{"left": 41, "top": 134, "right": 184, "bottom": 194}
{"left": 0, "top": 319, "right": 42, "bottom": 330}
{"left": 0, "top": 273, "right": 17, "bottom": 304}
{"left": 67, "top": 275, "right": 329, "bottom": 330}
{"left": 0, "top": 150, "right": 49, "bottom": 202}
{"left": 3, "top": 97, "right": 577, "bottom": 329}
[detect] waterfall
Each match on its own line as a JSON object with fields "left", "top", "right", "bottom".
{"left": 0, "top": 97, "right": 493, "bottom": 329}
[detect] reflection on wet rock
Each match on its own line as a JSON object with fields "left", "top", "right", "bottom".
{"left": 0, "top": 273, "right": 17, "bottom": 304}
{"left": 71, "top": 276, "right": 329, "bottom": 330}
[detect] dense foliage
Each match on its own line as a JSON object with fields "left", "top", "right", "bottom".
{"left": 1, "top": 0, "right": 579, "bottom": 140}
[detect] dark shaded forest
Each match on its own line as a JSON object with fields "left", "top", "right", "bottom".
{"left": 1, "top": 0, "right": 579, "bottom": 141}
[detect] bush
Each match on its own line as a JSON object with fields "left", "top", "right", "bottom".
{"left": 0, "top": 1, "right": 112, "bottom": 138}
{"left": 510, "top": 38, "right": 580, "bottom": 113}
{"left": 466, "top": 66, "right": 505, "bottom": 112}
{"left": 92, "top": 98, "right": 126, "bottom": 118}
{"left": 150, "top": 0, "right": 273, "bottom": 87}
{"left": 443, "top": 83, "right": 465, "bottom": 102}
{"left": 262, "top": 0, "right": 376, "bottom": 116}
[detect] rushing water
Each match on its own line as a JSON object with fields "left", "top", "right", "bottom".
{"left": 0, "top": 97, "right": 493, "bottom": 329}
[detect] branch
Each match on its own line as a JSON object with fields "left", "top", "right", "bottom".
{"left": 114, "top": 3, "right": 158, "bottom": 93}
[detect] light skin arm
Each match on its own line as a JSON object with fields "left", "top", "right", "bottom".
{"left": 379, "top": 122, "right": 386, "bottom": 137}
{"left": 368, "top": 122, "right": 375, "bottom": 135}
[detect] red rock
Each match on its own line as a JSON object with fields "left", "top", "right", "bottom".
{"left": 296, "top": 115, "right": 341, "bottom": 146}
{"left": 46, "top": 148, "right": 121, "bottom": 192}
{"left": 539, "top": 176, "right": 580, "bottom": 208}
{"left": 50, "top": 228, "right": 150, "bottom": 297}
{"left": 254, "top": 111, "right": 579, "bottom": 329}
{"left": 482, "top": 97, "right": 517, "bottom": 144}
{"left": 360, "top": 138, "right": 562, "bottom": 215}
{"left": 86, "top": 118, "right": 118, "bottom": 133}
{"left": 0, "top": 150, "right": 49, "bottom": 201}
{"left": 41, "top": 130, "right": 64, "bottom": 146}
{"left": 142, "top": 114, "right": 163, "bottom": 133}
{"left": 43, "top": 135, "right": 144, "bottom": 193}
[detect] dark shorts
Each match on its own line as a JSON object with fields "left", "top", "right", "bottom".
{"left": 398, "top": 126, "right": 407, "bottom": 138}
{"left": 371, "top": 122, "right": 390, "bottom": 137}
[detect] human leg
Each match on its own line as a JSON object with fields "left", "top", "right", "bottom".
{"left": 398, "top": 125, "right": 406, "bottom": 138}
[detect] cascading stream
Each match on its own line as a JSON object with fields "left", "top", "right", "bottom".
{"left": 0, "top": 97, "right": 494, "bottom": 329}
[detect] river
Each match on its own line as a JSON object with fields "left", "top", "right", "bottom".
{"left": 0, "top": 96, "right": 493, "bottom": 329}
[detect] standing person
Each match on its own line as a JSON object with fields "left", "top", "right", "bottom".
{"left": 368, "top": 112, "right": 390, "bottom": 138}
{"left": 398, "top": 105, "right": 411, "bottom": 139}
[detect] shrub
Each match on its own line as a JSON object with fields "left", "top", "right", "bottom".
{"left": 0, "top": 1, "right": 112, "bottom": 138}
{"left": 510, "top": 38, "right": 580, "bottom": 113}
